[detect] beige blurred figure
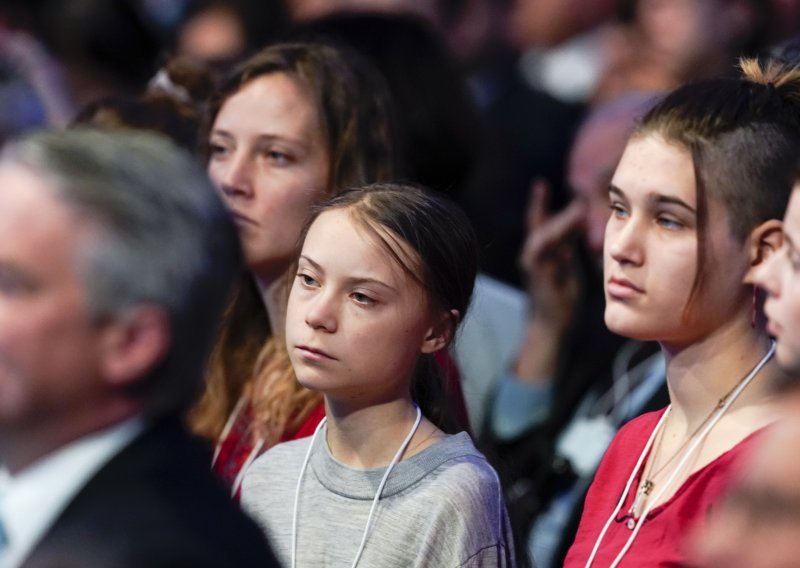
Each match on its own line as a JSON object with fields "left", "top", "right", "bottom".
{"left": 689, "top": 180, "right": 800, "bottom": 567}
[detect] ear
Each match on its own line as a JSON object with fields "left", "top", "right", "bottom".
{"left": 420, "top": 309, "right": 459, "bottom": 354}
{"left": 99, "top": 305, "right": 172, "bottom": 388}
{"left": 743, "top": 219, "right": 784, "bottom": 284}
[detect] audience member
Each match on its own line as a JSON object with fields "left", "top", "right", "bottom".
{"left": 479, "top": 92, "right": 666, "bottom": 568}
{"left": 597, "top": 0, "right": 776, "bottom": 100}
{"left": 566, "top": 57, "right": 800, "bottom": 566}
{"left": 0, "top": 129, "right": 278, "bottom": 567}
{"left": 689, "top": 176, "right": 800, "bottom": 568}
{"left": 172, "top": 0, "right": 290, "bottom": 70}
{"left": 242, "top": 183, "right": 514, "bottom": 566}
{"left": 508, "top": 0, "right": 617, "bottom": 102}
{"left": 190, "top": 41, "right": 466, "bottom": 497}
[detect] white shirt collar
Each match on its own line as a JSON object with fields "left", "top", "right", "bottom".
{"left": 0, "top": 417, "right": 146, "bottom": 568}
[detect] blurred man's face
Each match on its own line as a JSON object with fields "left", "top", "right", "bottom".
{"left": 0, "top": 162, "right": 106, "bottom": 447}
{"left": 689, "top": 392, "right": 800, "bottom": 567}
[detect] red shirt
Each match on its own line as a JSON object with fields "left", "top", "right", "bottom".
{"left": 565, "top": 408, "right": 763, "bottom": 567}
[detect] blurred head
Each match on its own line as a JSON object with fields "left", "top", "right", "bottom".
{"left": 206, "top": 41, "right": 396, "bottom": 282}
{"left": 507, "top": 0, "right": 616, "bottom": 48}
{"left": 634, "top": 0, "right": 771, "bottom": 77}
{"left": 755, "top": 184, "right": 800, "bottom": 375}
{"left": 174, "top": 0, "right": 290, "bottom": 67}
{"left": 286, "top": 183, "right": 477, "bottom": 404}
{"left": 568, "top": 93, "right": 655, "bottom": 259}
{"left": 689, "top": 388, "right": 800, "bottom": 567}
{"left": 0, "top": 129, "right": 241, "bottom": 429}
{"left": 291, "top": 13, "right": 481, "bottom": 197}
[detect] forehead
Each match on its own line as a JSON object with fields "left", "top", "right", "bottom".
{"left": 0, "top": 162, "right": 95, "bottom": 284}
{"left": 215, "top": 72, "right": 320, "bottom": 132}
{"left": 0, "top": 161, "right": 76, "bottom": 234}
{"left": 612, "top": 134, "right": 696, "bottom": 200}
{"left": 304, "top": 209, "right": 418, "bottom": 280}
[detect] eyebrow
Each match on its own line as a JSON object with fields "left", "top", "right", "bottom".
{"left": 210, "top": 129, "right": 306, "bottom": 149}
{"left": 299, "top": 255, "right": 398, "bottom": 292}
{"left": 609, "top": 184, "right": 697, "bottom": 214}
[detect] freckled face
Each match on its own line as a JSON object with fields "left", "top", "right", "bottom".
{"left": 604, "top": 134, "right": 750, "bottom": 345}
{"left": 284, "top": 209, "right": 441, "bottom": 405}
{"left": 208, "top": 73, "right": 331, "bottom": 282}
{"left": 754, "top": 187, "right": 800, "bottom": 375}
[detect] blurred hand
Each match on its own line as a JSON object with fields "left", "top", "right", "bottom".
{"left": 519, "top": 179, "right": 586, "bottom": 335}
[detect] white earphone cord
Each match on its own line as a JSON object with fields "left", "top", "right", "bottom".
{"left": 291, "top": 405, "right": 422, "bottom": 568}
{"left": 585, "top": 340, "right": 775, "bottom": 568}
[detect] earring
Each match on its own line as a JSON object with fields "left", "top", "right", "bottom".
{"left": 751, "top": 286, "right": 758, "bottom": 329}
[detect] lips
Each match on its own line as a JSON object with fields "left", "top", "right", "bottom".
{"left": 764, "top": 303, "right": 781, "bottom": 337}
{"left": 607, "top": 276, "right": 644, "bottom": 299}
{"left": 295, "top": 345, "right": 337, "bottom": 361}
{"left": 229, "top": 210, "right": 258, "bottom": 227}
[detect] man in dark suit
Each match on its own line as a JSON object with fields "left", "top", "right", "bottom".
{"left": 0, "top": 129, "right": 279, "bottom": 567}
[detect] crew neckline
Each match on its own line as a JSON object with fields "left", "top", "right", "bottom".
{"left": 309, "top": 431, "right": 479, "bottom": 499}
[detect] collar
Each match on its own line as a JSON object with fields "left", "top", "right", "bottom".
{"left": 309, "top": 431, "right": 480, "bottom": 500}
{"left": 0, "top": 417, "right": 146, "bottom": 568}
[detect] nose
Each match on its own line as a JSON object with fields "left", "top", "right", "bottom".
{"left": 215, "top": 150, "right": 254, "bottom": 200}
{"left": 606, "top": 215, "right": 644, "bottom": 266}
{"left": 753, "top": 247, "right": 782, "bottom": 299}
{"left": 304, "top": 291, "right": 338, "bottom": 333}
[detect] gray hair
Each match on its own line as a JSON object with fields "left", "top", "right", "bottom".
{"left": 1, "top": 128, "right": 242, "bottom": 415}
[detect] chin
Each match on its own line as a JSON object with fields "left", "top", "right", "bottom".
{"left": 604, "top": 311, "right": 664, "bottom": 342}
{"left": 776, "top": 344, "right": 800, "bottom": 377}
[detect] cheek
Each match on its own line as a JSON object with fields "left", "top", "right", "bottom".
{"left": 206, "top": 161, "right": 223, "bottom": 189}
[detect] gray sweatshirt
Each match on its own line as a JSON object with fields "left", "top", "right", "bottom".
{"left": 241, "top": 431, "right": 515, "bottom": 567}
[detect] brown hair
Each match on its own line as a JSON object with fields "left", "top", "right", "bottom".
{"left": 72, "top": 56, "right": 215, "bottom": 153}
{"left": 296, "top": 182, "right": 478, "bottom": 432}
{"left": 190, "top": 41, "right": 398, "bottom": 445}
{"left": 634, "top": 56, "right": 800, "bottom": 314}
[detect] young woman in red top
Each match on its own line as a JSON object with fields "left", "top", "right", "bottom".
{"left": 565, "top": 57, "right": 800, "bottom": 567}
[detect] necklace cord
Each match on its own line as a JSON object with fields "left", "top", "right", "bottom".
{"left": 291, "top": 405, "right": 423, "bottom": 568}
{"left": 586, "top": 340, "right": 776, "bottom": 568}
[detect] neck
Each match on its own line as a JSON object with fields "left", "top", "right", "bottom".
{"left": 254, "top": 272, "right": 288, "bottom": 343}
{"left": 323, "top": 397, "right": 423, "bottom": 469}
{"left": 661, "top": 324, "right": 776, "bottom": 432}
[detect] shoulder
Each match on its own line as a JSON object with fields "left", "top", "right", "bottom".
{"left": 245, "top": 437, "right": 310, "bottom": 481}
{"left": 405, "top": 434, "right": 509, "bottom": 531}
{"left": 31, "top": 420, "right": 277, "bottom": 566}
{"left": 397, "top": 435, "right": 515, "bottom": 565}
{"left": 240, "top": 437, "right": 311, "bottom": 517}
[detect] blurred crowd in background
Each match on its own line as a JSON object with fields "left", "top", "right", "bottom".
{"left": 3, "top": 0, "right": 799, "bottom": 288}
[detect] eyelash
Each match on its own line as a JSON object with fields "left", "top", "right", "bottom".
{"left": 350, "top": 292, "right": 374, "bottom": 305}
{"left": 264, "top": 150, "right": 290, "bottom": 165}
{"left": 608, "top": 203, "right": 685, "bottom": 230}
{"left": 656, "top": 216, "right": 683, "bottom": 230}
{"left": 298, "top": 273, "right": 318, "bottom": 287}
{"left": 208, "top": 142, "right": 228, "bottom": 157}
